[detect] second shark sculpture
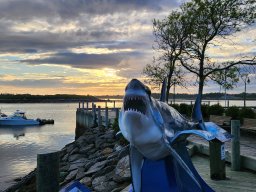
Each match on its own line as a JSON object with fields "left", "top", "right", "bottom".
{"left": 118, "top": 79, "right": 231, "bottom": 192}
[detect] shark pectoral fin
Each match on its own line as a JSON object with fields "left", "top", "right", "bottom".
{"left": 130, "top": 146, "right": 144, "bottom": 192}
{"left": 205, "top": 122, "right": 232, "bottom": 142}
{"left": 170, "top": 130, "right": 215, "bottom": 143}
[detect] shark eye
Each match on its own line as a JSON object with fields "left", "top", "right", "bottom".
{"left": 145, "top": 86, "right": 151, "bottom": 96}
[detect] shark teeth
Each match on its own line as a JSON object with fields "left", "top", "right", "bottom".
{"left": 123, "top": 95, "right": 147, "bottom": 115}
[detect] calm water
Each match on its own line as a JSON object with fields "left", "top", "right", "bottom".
{"left": 0, "top": 103, "right": 78, "bottom": 191}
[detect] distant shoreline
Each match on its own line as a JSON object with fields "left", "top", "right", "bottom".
{"left": 0, "top": 92, "right": 256, "bottom": 103}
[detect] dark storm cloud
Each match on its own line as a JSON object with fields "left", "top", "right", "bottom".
{"left": 0, "top": 0, "right": 178, "bottom": 20}
{"left": 0, "top": 79, "right": 63, "bottom": 88}
{"left": 0, "top": 33, "right": 80, "bottom": 53}
{"left": 21, "top": 51, "right": 144, "bottom": 69}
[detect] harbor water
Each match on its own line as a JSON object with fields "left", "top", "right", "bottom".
{"left": 0, "top": 103, "right": 77, "bottom": 191}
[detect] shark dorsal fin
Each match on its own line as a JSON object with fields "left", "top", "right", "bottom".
{"left": 160, "top": 78, "right": 167, "bottom": 102}
{"left": 192, "top": 94, "right": 206, "bottom": 130}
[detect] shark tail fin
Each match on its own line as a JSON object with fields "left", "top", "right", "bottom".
{"left": 192, "top": 94, "right": 206, "bottom": 130}
{"left": 160, "top": 78, "right": 167, "bottom": 102}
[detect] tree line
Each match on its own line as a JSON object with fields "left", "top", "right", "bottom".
{"left": 0, "top": 94, "right": 99, "bottom": 103}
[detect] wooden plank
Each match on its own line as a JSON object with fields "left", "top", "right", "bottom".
{"left": 192, "top": 155, "right": 256, "bottom": 192}
{"left": 209, "top": 115, "right": 231, "bottom": 125}
{"left": 242, "top": 118, "right": 256, "bottom": 131}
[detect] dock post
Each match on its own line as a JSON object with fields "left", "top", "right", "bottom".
{"left": 115, "top": 108, "right": 119, "bottom": 119}
{"left": 105, "top": 107, "right": 109, "bottom": 128}
{"left": 37, "top": 151, "right": 59, "bottom": 192}
{"left": 113, "top": 101, "right": 116, "bottom": 108}
{"left": 209, "top": 139, "right": 226, "bottom": 180}
{"left": 82, "top": 101, "right": 84, "bottom": 109}
{"left": 92, "top": 103, "right": 96, "bottom": 120}
{"left": 98, "top": 106, "right": 102, "bottom": 126}
{"left": 79, "top": 102, "right": 81, "bottom": 109}
{"left": 231, "top": 120, "right": 240, "bottom": 171}
{"left": 86, "top": 102, "right": 89, "bottom": 111}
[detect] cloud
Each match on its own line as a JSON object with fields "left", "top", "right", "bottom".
{"left": 0, "top": 0, "right": 178, "bottom": 21}
{"left": 20, "top": 51, "right": 144, "bottom": 69}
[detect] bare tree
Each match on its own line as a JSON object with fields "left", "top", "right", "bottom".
{"left": 143, "top": 11, "right": 189, "bottom": 101}
{"left": 178, "top": 0, "right": 256, "bottom": 102}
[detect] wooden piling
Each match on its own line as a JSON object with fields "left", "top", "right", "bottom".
{"left": 92, "top": 103, "right": 96, "bottom": 121}
{"left": 231, "top": 120, "right": 240, "bottom": 171}
{"left": 98, "top": 106, "right": 102, "bottom": 126}
{"left": 37, "top": 151, "right": 59, "bottom": 192}
{"left": 105, "top": 107, "right": 109, "bottom": 128}
{"left": 115, "top": 108, "right": 119, "bottom": 119}
{"left": 209, "top": 139, "right": 226, "bottom": 180}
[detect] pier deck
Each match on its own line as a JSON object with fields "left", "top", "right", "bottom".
{"left": 122, "top": 154, "right": 256, "bottom": 192}
{"left": 193, "top": 154, "right": 256, "bottom": 192}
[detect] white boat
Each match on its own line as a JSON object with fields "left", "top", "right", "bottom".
{"left": 0, "top": 110, "right": 40, "bottom": 126}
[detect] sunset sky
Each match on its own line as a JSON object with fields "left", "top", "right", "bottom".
{"left": 0, "top": 0, "right": 255, "bottom": 96}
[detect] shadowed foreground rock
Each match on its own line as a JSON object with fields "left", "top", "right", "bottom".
{"left": 5, "top": 127, "right": 131, "bottom": 192}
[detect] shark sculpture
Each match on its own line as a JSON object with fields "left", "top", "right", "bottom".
{"left": 118, "top": 79, "right": 231, "bottom": 192}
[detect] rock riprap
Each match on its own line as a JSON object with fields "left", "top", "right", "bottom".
{"left": 5, "top": 126, "right": 131, "bottom": 192}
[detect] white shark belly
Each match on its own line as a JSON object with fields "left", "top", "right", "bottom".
{"left": 136, "top": 138, "right": 169, "bottom": 160}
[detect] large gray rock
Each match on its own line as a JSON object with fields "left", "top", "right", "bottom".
{"left": 84, "top": 160, "right": 108, "bottom": 175}
{"left": 76, "top": 167, "right": 86, "bottom": 180}
{"left": 65, "top": 169, "right": 78, "bottom": 182}
{"left": 76, "top": 135, "right": 88, "bottom": 146}
{"left": 68, "top": 162, "right": 85, "bottom": 171}
{"left": 94, "top": 181, "right": 118, "bottom": 192}
{"left": 69, "top": 154, "right": 84, "bottom": 162}
{"left": 70, "top": 146, "right": 79, "bottom": 155}
{"left": 80, "top": 176, "right": 92, "bottom": 187}
{"left": 114, "top": 155, "right": 131, "bottom": 182}
{"left": 92, "top": 171, "right": 117, "bottom": 192}
{"left": 79, "top": 144, "right": 95, "bottom": 154}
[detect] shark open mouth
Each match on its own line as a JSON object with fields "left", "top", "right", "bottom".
{"left": 124, "top": 95, "right": 147, "bottom": 115}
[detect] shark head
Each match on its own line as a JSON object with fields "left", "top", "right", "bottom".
{"left": 119, "top": 79, "right": 168, "bottom": 159}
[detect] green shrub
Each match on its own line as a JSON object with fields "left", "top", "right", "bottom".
{"left": 209, "top": 104, "right": 224, "bottom": 116}
{"left": 240, "top": 108, "right": 255, "bottom": 119}
{"left": 170, "top": 103, "right": 180, "bottom": 112}
{"left": 179, "top": 103, "right": 193, "bottom": 117}
{"left": 201, "top": 104, "right": 210, "bottom": 119}
{"left": 225, "top": 106, "right": 240, "bottom": 120}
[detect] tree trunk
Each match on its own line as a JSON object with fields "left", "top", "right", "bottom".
{"left": 166, "top": 61, "right": 175, "bottom": 103}
{"left": 198, "top": 76, "right": 205, "bottom": 105}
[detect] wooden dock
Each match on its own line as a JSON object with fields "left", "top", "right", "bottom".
{"left": 121, "top": 154, "right": 256, "bottom": 192}
{"left": 193, "top": 154, "right": 256, "bottom": 192}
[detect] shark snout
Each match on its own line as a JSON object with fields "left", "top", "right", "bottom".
{"left": 125, "top": 79, "right": 145, "bottom": 91}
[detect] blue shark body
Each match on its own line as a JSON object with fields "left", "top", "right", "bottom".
{"left": 119, "top": 79, "right": 231, "bottom": 192}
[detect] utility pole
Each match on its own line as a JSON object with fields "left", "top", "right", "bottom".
{"left": 241, "top": 74, "right": 250, "bottom": 108}
{"left": 173, "top": 79, "right": 176, "bottom": 104}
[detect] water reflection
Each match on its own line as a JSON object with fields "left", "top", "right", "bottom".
{"left": 13, "top": 133, "right": 25, "bottom": 140}
{"left": 0, "top": 103, "right": 76, "bottom": 191}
